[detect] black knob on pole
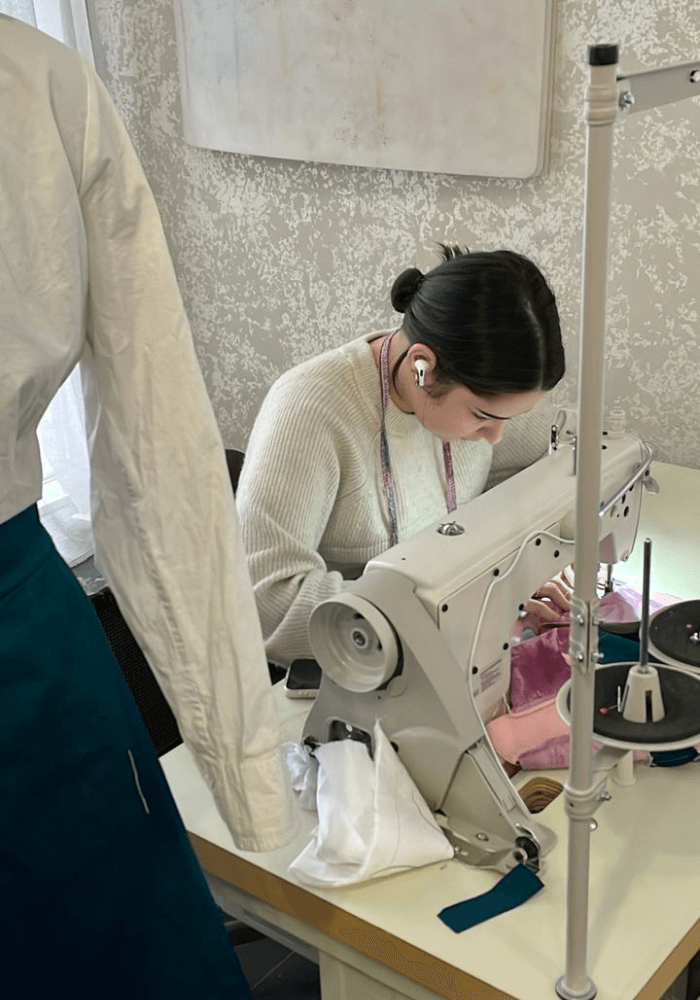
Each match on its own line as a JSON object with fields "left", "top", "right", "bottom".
{"left": 587, "top": 43, "right": 619, "bottom": 66}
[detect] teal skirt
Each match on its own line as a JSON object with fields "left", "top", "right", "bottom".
{"left": 0, "top": 507, "right": 251, "bottom": 999}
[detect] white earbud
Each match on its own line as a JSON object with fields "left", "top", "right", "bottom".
{"left": 414, "top": 359, "right": 427, "bottom": 387}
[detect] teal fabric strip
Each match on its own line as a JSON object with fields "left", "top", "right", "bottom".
{"left": 438, "top": 864, "right": 544, "bottom": 933}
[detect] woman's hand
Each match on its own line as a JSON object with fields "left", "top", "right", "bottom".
{"left": 524, "top": 572, "right": 572, "bottom": 624}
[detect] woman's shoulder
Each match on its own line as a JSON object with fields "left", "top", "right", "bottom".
{"left": 279, "top": 334, "right": 375, "bottom": 380}
{"left": 266, "top": 334, "right": 381, "bottom": 416}
{"left": 244, "top": 335, "right": 383, "bottom": 482}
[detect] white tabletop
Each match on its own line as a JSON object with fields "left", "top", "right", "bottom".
{"left": 162, "top": 461, "right": 700, "bottom": 1000}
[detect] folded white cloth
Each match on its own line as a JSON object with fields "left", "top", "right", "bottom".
{"left": 287, "top": 723, "right": 453, "bottom": 887}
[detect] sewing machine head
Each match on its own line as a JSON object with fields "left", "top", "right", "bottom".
{"left": 302, "top": 431, "right": 648, "bottom": 873}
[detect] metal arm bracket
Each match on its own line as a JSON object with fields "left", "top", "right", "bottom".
{"left": 568, "top": 595, "right": 601, "bottom": 675}
{"left": 617, "top": 61, "right": 700, "bottom": 117}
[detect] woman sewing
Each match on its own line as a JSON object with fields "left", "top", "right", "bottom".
{"left": 237, "top": 245, "right": 571, "bottom": 667}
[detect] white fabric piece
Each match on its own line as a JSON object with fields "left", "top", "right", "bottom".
{"left": 288, "top": 724, "right": 454, "bottom": 887}
{"left": 283, "top": 741, "right": 319, "bottom": 811}
{"left": 0, "top": 16, "right": 296, "bottom": 851}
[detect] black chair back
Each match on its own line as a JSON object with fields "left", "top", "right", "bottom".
{"left": 225, "top": 449, "right": 245, "bottom": 494}
{"left": 90, "top": 588, "right": 182, "bottom": 757}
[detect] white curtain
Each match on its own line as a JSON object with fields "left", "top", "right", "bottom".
{"left": 2, "top": 0, "right": 96, "bottom": 565}
{"left": 2, "top": 1, "right": 94, "bottom": 63}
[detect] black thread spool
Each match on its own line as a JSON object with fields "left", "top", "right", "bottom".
{"left": 648, "top": 600, "right": 700, "bottom": 671}
{"left": 560, "top": 539, "right": 700, "bottom": 749}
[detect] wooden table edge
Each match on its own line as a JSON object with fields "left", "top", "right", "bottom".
{"left": 189, "top": 831, "right": 517, "bottom": 1000}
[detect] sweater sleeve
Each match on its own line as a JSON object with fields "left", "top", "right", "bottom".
{"left": 236, "top": 375, "right": 350, "bottom": 665}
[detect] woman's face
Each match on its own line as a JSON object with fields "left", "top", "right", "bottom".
{"left": 413, "top": 385, "right": 544, "bottom": 444}
{"left": 383, "top": 334, "right": 546, "bottom": 444}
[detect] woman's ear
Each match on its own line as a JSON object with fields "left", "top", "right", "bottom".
{"left": 406, "top": 344, "right": 437, "bottom": 384}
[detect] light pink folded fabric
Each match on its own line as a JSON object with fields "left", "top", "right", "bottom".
{"left": 487, "top": 696, "right": 570, "bottom": 766}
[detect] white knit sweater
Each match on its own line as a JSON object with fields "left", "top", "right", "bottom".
{"left": 237, "top": 332, "right": 557, "bottom": 664}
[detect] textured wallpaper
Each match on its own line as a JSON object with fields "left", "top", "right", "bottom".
{"left": 87, "top": 0, "right": 700, "bottom": 468}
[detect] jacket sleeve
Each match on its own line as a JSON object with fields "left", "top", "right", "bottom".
{"left": 236, "top": 376, "right": 348, "bottom": 665}
{"left": 77, "top": 63, "right": 297, "bottom": 851}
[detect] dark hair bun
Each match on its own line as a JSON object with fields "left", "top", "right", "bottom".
{"left": 390, "top": 267, "right": 424, "bottom": 313}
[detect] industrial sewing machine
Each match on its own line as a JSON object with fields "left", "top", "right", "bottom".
{"left": 303, "top": 426, "right": 655, "bottom": 876}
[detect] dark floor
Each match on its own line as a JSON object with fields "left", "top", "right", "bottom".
{"left": 235, "top": 933, "right": 321, "bottom": 999}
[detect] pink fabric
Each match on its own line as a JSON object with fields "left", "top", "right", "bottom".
{"left": 509, "top": 627, "right": 571, "bottom": 713}
{"left": 519, "top": 733, "right": 579, "bottom": 770}
{"left": 487, "top": 698, "right": 569, "bottom": 765}
{"left": 510, "top": 590, "right": 640, "bottom": 714}
{"left": 487, "top": 589, "right": 681, "bottom": 770}
{"left": 487, "top": 689, "right": 650, "bottom": 770}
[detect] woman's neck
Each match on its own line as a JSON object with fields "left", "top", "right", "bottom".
{"left": 373, "top": 330, "right": 414, "bottom": 413}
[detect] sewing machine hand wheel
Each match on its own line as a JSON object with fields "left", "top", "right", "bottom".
{"left": 309, "top": 592, "right": 399, "bottom": 693}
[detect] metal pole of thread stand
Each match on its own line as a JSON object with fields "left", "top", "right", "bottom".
{"left": 556, "top": 43, "right": 619, "bottom": 1000}
{"left": 639, "top": 539, "right": 652, "bottom": 671}
{"left": 556, "top": 43, "right": 700, "bottom": 1000}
